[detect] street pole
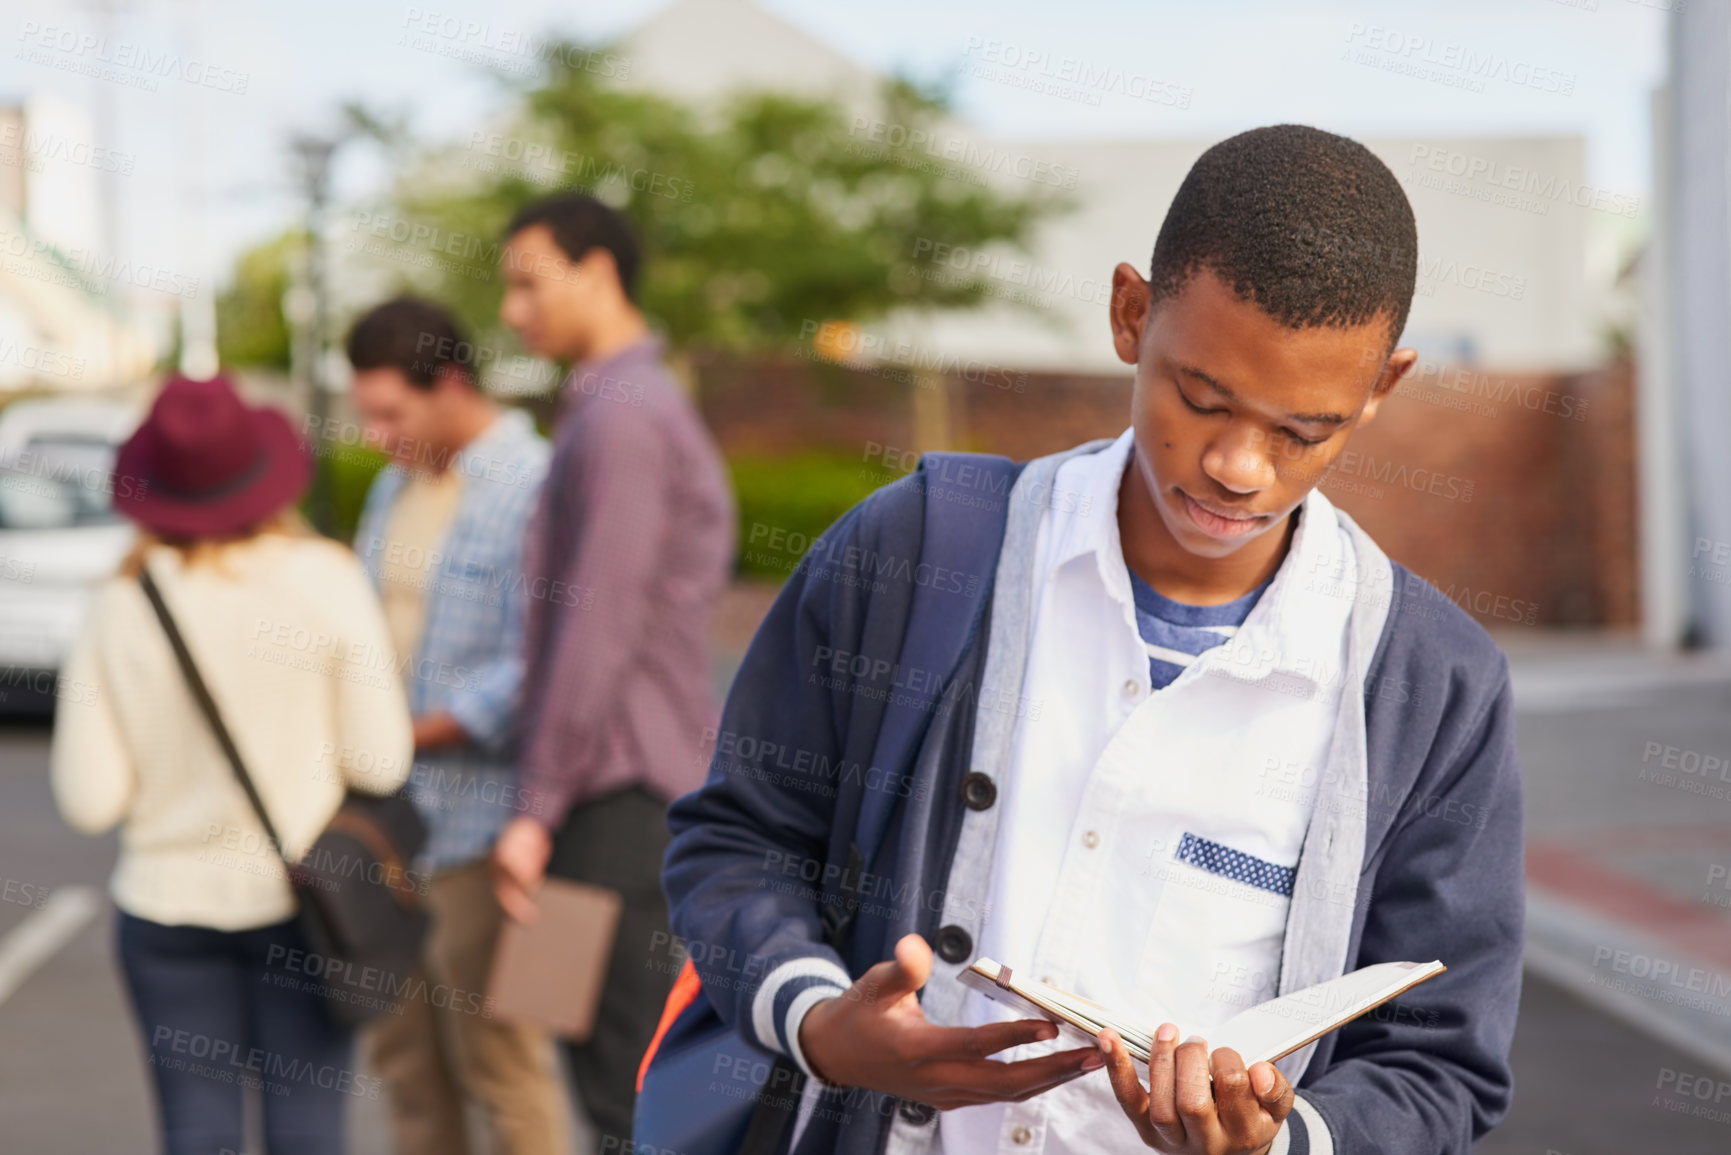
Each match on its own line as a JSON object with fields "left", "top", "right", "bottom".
{"left": 292, "top": 135, "right": 337, "bottom": 535}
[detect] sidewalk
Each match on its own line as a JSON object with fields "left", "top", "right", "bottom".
{"left": 1499, "top": 631, "right": 1731, "bottom": 1077}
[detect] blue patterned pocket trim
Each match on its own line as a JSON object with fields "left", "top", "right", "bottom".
{"left": 1173, "top": 832, "right": 1296, "bottom": 897}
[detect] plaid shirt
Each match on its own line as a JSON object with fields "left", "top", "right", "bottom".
{"left": 355, "top": 408, "right": 550, "bottom": 872}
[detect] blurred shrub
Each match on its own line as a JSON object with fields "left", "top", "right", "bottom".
{"left": 303, "top": 445, "right": 910, "bottom": 580}
{"left": 307, "top": 445, "right": 390, "bottom": 545}
{"left": 728, "top": 451, "right": 890, "bottom": 578}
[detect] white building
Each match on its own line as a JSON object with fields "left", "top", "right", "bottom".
{"left": 621, "top": 0, "right": 1626, "bottom": 374}
{"left": 0, "top": 93, "right": 162, "bottom": 393}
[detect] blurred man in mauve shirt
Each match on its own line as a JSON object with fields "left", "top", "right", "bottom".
{"left": 492, "top": 193, "right": 736, "bottom": 1148}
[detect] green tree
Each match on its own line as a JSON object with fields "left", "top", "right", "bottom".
{"left": 370, "top": 44, "right": 1070, "bottom": 359}
{"left": 214, "top": 230, "right": 300, "bottom": 369}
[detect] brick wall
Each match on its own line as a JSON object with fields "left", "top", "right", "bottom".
{"left": 692, "top": 351, "right": 1639, "bottom": 630}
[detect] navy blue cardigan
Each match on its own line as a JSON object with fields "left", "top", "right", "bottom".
{"left": 663, "top": 459, "right": 1524, "bottom": 1155}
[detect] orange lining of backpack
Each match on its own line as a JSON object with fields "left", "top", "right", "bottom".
{"left": 637, "top": 958, "right": 704, "bottom": 1093}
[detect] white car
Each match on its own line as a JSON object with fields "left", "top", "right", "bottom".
{"left": 0, "top": 396, "right": 142, "bottom": 713}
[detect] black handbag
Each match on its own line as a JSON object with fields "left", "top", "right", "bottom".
{"left": 139, "top": 568, "right": 430, "bottom": 1028}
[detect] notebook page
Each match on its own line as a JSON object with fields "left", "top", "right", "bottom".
{"left": 1209, "top": 960, "right": 1446, "bottom": 1065}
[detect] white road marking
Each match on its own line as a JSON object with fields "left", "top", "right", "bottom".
{"left": 0, "top": 886, "right": 102, "bottom": 1007}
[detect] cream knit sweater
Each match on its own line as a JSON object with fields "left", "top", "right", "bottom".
{"left": 52, "top": 535, "right": 414, "bottom": 931}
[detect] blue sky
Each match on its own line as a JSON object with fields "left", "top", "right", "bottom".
{"left": 4, "top": 0, "right": 1669, "bottom": 296}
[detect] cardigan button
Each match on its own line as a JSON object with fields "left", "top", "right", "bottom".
{"left": 899, "top": 1100, "right": 937, "bottom": 1125}
{"left": 935, "top": 925, "right": 973, "bottom": 964}
{"left": 961, "top": 771, "right": 997, "bottom": 811}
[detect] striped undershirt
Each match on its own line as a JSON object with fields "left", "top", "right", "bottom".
{"left": 1125, "top": 567, "right": 1271, "bottom": 690}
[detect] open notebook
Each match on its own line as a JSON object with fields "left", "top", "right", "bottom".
{"left": 959, "top": 957, "right": 1446, "bottom": 1067}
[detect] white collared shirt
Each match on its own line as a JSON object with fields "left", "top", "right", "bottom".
{"left": 940, "top": 429, "right": 1357, "bottom": 1154}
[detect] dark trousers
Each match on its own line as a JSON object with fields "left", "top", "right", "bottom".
{"left": 546, "top": 786, "right": 676, "bottom": 1150}
{"left": 117, "top": 911, "right": 354, "bottom": 1155}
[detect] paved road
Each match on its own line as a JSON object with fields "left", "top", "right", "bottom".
{"left": 6, "top": 664, "right": 1731, "bottom": 1152}
{"left": 0, "top": 718, "right": 402, "bottom": 1154}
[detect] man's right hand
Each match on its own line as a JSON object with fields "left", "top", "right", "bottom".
{"left": 491, "top": 816, "right": 553, "bottom": 923}
{"left": 797, "top": 933, "right": 1105, "bottom": 1109}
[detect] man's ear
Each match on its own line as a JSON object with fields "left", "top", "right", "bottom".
{"left": 1357, "top": 346, "right": 1418, "bottom": 428}
{"left": 575, "top": 247, "right": 624, "bottom": 301}
{"left": 1110, "top": 263, "right": 1152, "bottom": 367}
{"left": 433, "top": 363, "right": 477, "bottom": 397}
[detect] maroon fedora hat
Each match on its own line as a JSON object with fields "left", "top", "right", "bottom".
{"left": 113, "top": 373, "right": 312, "bottom": 538}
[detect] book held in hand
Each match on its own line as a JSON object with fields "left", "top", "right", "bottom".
{"left": 487, "top": 878, "right": 623, "bottom": 1042}
{"left": 959, "top": 957, "right": 1446, "bottom": 1066}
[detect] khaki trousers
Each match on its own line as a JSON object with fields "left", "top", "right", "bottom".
{"left": 368, "top": 860, "right": 570, "bottom": 1155}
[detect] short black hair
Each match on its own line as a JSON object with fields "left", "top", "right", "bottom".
{"left": 346, "top": 297, "right": 476, "bottom": 391}
{"left": 506, "top": 193, "right": 641, "bottom": 301}
{"left": 1148, "top": 125, "right": 1418, "bottom": 350}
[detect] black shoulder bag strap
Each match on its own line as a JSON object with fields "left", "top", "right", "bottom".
{"left": 138, "top": 567, "right": 291, "bottom": 864}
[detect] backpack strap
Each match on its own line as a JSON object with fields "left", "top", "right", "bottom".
{"left": 734, "top": 454, "right": 1022, "bottom": 1155}
{"left": 852, "top": 452, "right": 1021, "bottom": 872}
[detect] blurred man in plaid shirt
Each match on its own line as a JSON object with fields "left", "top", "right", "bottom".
{"left": 349, "top": 297, "right": 571, "bottom": 1154}
{"left": 491, "top": 193, "right": 736, "bottom": 1149}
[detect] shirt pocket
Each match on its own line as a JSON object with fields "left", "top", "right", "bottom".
{"left": 1134, "top": 830, "right": 1296, "bottom": 1034}
{"left": 1171, "top": 831, "right": 1296, "bottom": 898}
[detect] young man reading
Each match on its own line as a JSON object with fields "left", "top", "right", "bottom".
{"left": 347, "top": 298, "right": 569, "bottom": 1154}
{"left": 656, "top": 125, "right": 1524, "bottom": 1154}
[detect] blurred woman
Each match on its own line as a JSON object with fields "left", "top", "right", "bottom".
{"left": 51, "top": 374, "right": 413, "bottom": 1155}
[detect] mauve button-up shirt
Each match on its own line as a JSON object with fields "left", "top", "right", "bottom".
{"left": 519, "top": 336, "right": 735, "bottom": 828}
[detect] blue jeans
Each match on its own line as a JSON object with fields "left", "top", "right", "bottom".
{"left": 117, "top": 911, "right": 356, "bottom": 1155}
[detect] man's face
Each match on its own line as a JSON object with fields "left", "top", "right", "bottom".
{"left": 350, "top": 366, "right": 451, "bottom": 469}
{"left": 499, "top": 224, "right": 598, "bottom": 362}
{"left": 1109, "top": 264, "right": 1417, "bottom": 562}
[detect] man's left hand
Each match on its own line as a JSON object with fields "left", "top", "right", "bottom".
{"left": 1098, "top": 1024, "right": 1293, "bottom": 1154}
